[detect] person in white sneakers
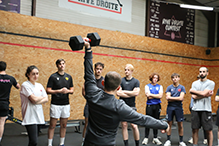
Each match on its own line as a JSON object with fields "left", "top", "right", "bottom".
{"left": 190, "top": 67, "right": 215, "bottom": 146}
{"left": 142, "top": 73, "right": 163, "bottom": 145}
{"left": 46, "top": 59, "right": 74, "bottom": 146}
{"left": 164, "top": 73, "right": 186, "bottom": 146}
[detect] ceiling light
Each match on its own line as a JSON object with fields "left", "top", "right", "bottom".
{"left": 180, "top": 4, "right": 214, "bottom": 11}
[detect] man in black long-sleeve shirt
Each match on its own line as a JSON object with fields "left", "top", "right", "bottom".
{"left": 83, "top": 40, "right": 169, "bottom": 146}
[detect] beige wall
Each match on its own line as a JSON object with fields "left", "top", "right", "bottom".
{"left": 0, "top": 11, "right": 219, "bottom": 121}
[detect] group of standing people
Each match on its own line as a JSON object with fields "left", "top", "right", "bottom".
{"left": 0, "top": 59, "right": 74, "bottom": 146}
{"left": 0, "top": 39, "right": 218, "bottom": 146}
{"left": 141, "top": 67, "right": 217, "bottom": 146}
{"left": 80, "top": 42, "right": 217, "bottom": 146}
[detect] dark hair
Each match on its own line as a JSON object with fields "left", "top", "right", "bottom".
{"left": 56, "top": 59, "right": 65, "bottom": 66}
{"left": 0, "top": 61, "right": 6, "bottom": 71}
{"left": 95, "top": 62, "right": 104, "bottom": 69}
{"left": 25, "top": 65, "right": 39, "bottom": 79}
{"left": 104, "top": 71, "right": 121, "bottom": 91}
{"left": 171, "top": 73, "right": 180, "bottom": 78}
{"left": 149, "top": 73, "right": 160, "bottom": 82}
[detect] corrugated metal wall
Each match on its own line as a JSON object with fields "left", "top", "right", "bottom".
{"left": 20, "top": 0, "right": 31, "bottom": 15}
{"left": 35, "top": 0, "right": 146, "bottom": 36}
{"left": 195, "top": 10, "right": 208, "bottom": 47}
{"left": 19, "top": 0, "right": 208, "bottom": 47}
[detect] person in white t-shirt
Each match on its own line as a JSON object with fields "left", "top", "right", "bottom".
{"left": 20, "top": 65, "right": 48, "bottom": 146}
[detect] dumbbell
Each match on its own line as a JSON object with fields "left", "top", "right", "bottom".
{"left": 69, "top": 32, "right": 101, "bottom": 51}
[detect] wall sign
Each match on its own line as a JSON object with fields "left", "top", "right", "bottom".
{"left": 148, "top": 0, "right": 195, "bottom": 44}
{"left": 0, "top": 0, "right": 20, "bottom": 13}
{"left": 59, "top": 0, "right": 132, "bottom": 22}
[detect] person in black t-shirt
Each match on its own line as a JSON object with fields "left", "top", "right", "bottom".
{"left": 117, "top": 64, "right": 140, "bottom": 146}
{"left": 0, "top": 61, "right": 20, "bottom": 144}
{"left": 81, "top": 62, "right": 104, "bottom": 145}
{"left": 46, "top": 59, "right": 74, "bottom": 146}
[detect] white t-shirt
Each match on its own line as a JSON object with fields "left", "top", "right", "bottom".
{"left": 191, "top": 79, "right": 215, "bottom": 112}
{"left": 20, "top": 81, "right": 47, "bottom": 125}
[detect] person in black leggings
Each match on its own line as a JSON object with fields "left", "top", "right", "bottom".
{"left": 20, "top": 65, "right": 48, "bottom": 146}
{"left": 142, "top": 73, "right": 163, "bottom": 145}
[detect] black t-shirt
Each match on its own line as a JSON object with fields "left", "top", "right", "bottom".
{"left": 0, "top": 74, "right": 17, "bottom": 106}
{"left": 216, "top": 88, "right": 219, "bottom": 96}
{"left": 96, "top": 76, "right": 104, "bottom": 90}
{"left": 47, "top": 72, "right": 73, "bottom": 105}
{"left": 120, "top": 77, "right": 140, "bottom": 107}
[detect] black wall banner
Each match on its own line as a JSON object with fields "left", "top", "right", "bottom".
{"left": 0, "top": 0, "right": 20, "bottom": 13}
{"left": 148, "top": 0, "right": 195, "bottom": 45}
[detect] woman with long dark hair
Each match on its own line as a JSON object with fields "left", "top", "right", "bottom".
{"left": 20, "top": 65, "right": 48, "bottom": 146}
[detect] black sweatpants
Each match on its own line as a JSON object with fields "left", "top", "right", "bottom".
{"left": 145, "top": 104, "right": 161, "bottom": 138}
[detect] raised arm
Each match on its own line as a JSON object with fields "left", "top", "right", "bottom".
{"left": 84, "top": 41, "right": 100, "bottom": 97}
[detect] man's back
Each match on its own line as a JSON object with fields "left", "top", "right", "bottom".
{"left": 0, "top": 74, "right": 17, "bottom": 103}
{"left": 84, "top": 50, "right": 168, "bottom": 146}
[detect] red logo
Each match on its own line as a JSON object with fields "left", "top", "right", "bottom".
{"left": 178, "top": 89, "right": 181, "bottom": 92}
{"left": 40, "top": 89, "right": 42, "bottom": 92}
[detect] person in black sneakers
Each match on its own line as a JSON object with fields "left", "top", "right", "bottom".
{"left": 82, "top": 39, "right": 169, "bottom": 146}
{"left": 0, "top": 61, "right": 20, "bottom": 144}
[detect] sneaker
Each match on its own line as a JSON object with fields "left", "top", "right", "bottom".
{"left": 142, "top": 138, "right": 148, "bottom": 145}
{"left": 188, "top": 137, "right": 193, "bottom": 144}
{"left": 179, "top": 141, "right": 186, "bottom": 146}
{"left": 164, "top": 140, "right": 171, "bottom": 146}
{"left": 203, "top": 139, "right": 207, "bottom": 145}
{"left": 152, "top": 138, "right": 162, "bottom": 145}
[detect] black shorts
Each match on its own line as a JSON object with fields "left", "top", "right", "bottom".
{"left": 216, "top": 107, "right": 219, "bottom": 126}
{"left": 166, "top": 106, "right": 184, "bottom": 122}
{"left": 84, "top": 140, "right": 115, "bottom": 146}
{"left": 83, "top": 102, "right": 89, "bottom": 118}
{"left": 191, "top": 110, "right": 213, "bottom": 131}
{"left": 0, "top": 102, "right": 9, "bottom": 117}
